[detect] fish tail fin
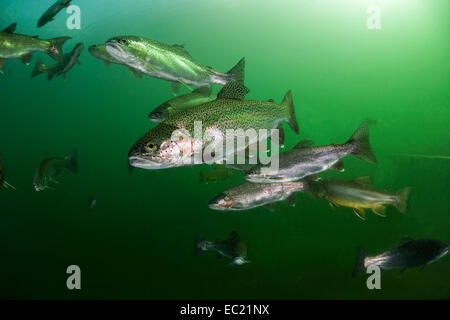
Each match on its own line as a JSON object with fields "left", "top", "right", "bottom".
{"left": 226, "top": 57, "right": 245, "bottom": 85}
{"left": 353, "top": 248, "right": 367, "bottom": 277}
{"left": 2, "top": 180, "right": 16, "bottom": 190}
{"left": 65, "top": 150, "right": 78, "bottom": 173}
{"left": 194, "top": 234, "right": 204, "bottom": 256}
{"left": 347, "top": 120, "right": 377, "bottom": 164}
{"left": 31, "top": 58, "right": 46, "bottom": 78}
{"left": 394, "top": 187, "right": 412, "bottom": 214}
{"left": 281, "top": 90, "right": 299, "bottom": 134}
{"left": 47, "top": 36, "right": 71, "bottom": 61}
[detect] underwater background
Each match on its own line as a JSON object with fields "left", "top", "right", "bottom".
{"left": 0, "top": 0, "right": 448, "bottom": 299}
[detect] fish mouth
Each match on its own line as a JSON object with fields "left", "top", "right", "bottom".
{"left": 128, "top": 156, "right": 174, "bottom": 170}
{"left": 208, "top": 193, "right": 233, "bottom": 210}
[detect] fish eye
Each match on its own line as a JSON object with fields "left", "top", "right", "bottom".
{"left": 118, "top": 39, "right": 128, "bottom": 45}
{"left": 224, "top": 196, "right": 230, "bottom": 201}
{"left": 145, "top": 142, "right": 157, "bottom": 151}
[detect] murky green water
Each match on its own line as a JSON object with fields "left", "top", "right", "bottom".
{"left": 0, "top": 0, "right": 448, "bottom": 299}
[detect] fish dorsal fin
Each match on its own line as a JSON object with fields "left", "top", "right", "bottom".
{"left": 217, "top": 80, "right": 249, "bottom": 100}
{"left": 400, "top": 237, "right": 414, "bottom": 245}
{"left": 193, "top": 85, "right": 212, "bottom": 97}
{"left": 171, "top": 44, "right": 190, "bottom": 56}
{"left": 3, "top": 23, "right": 17, "bottom": 33}
{"left": 172, "top": 44, "right": 184, "bottom": 49}
{"left": 293, "top": 139, "right": 314, "bottom": 149}
{"left": 353, "top": 176, "right": 372, "bottom": 187}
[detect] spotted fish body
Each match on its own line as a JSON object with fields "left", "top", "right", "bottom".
{"left": 37, "top": 0, "right": 72, "bottom": 28}
{"left": 208, "top": 181, "right": 306, "bottom": 211}
{"left": 128, "top": 81, "right": 299, "bottom": 169}
{"left": 309, "top": 177, "right": 411, "bottom": 219}
{"left": 353, "top": 238, "right": 448, "bottom": 277}
{"left": 32, "top": 43, "right": 84, "bottom": 80}
{"left": 0, "top": 23, "right": 70, "bottom": 72}
{"left": 149, "top": 86, "right": 217, "bottom": 122}
{"left": 245, "top": 120, "right": 376, "bottom": 183}
{"left": 105, "top": 36, "right": 245, "bottom": 87}
{"left": 195, "top": 232, "right": 249, "bottom": 265}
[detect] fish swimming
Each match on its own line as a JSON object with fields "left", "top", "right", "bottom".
{"left": 149, "top": 86, "right": 216, "bottom": 122}
{"left": 245, "top": 120, "right": 376, "bottom": 183}
{"left": 33, "top": 150, "right": 78, "bottom": 191}
{"left": 208, "top": 181, "right": 307, "bottom": 211}
{"left": 353, "top": 238, "right": 448, "bottom": 277}
{"left": 195, "top": 231, "right": 249, "bottom": 266}
{"left": 37, "top": 0, "right": 73, "bottom": 28}
{"left": 199, "top": 164, "right": 233, "bottom": 183}
{"left": 88, "top": 196, "right": 96, "bottom": 208}
{"left": 105, "top": 36, "right": 245, "bottom": 90}
{"left": 0, "top": 154, "right": 16, "bottom": 190}
{"left": 32, "top": 43, "right": 84, "bottom": 80}
{"left": 128, "top": 81, "right": 298, "bottom": 170}
{"left": 88, "top": 44, "right": 143, "bottom": 78}
{"left": 0, "top": 23, "right": 70, "bottom": 72}
{"left": 308, "top": 177, "right": 411, "bottom": 220}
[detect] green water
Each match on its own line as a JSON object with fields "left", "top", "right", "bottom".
{"left": 0, "top": 0, "right": 449, "bottom": 299}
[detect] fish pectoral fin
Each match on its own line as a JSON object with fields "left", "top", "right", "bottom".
{"left": 400, "top": 236, "right": 414, "bottom": 246}
{"left": 171, "top": 82, "right": 181, "bottom": 95}
{"left": 3, "top": 23, "right": 16, "bottom": 33}
{"left": 19, "top": 53, "right": 33, "bottom": 65}
{"left": 285, "top": 194, "right": 296, "bottom": 207}
{"left": 76, "top": 59, "right": 81, "bottom": 65}
{"left": 264, "top": 203, "right": 275, "bottom": 212}
{"left": 103, "top": 60, "right": 111, "bottom": 67}
{"left": 329, "top": 160, "right": 345, "bottom": 172}
{"left": 177, "top": 78, "right": 192, "bottom": 91}
{"left": 2, "top": 180, "right": 16, "bottom": 190}
{"left": 353, "top": 208, "right": 366, "bottom": 220}
{"left": 329, "top": 201, "right": 339, "bottom": 209}
{"left": 128, "top": 67, "right": 142, "bottom": 79}
{"left": 372, "top": 205, "right": 386, "bottom": 217}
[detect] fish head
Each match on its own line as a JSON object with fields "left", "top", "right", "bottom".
{"left": 106, "top": 36, "right": 162, "bottom": 69}
{"left": 148, "top": 103, "right": 170, "bottom": 122}
{"left": 88, "top": 44, "right": 102, "bottom": 58}
{"left": 128, "top": 123, "right": 194, "bottom": 169}
{"left": 208, "top": 192, "right": 234, "bottom": 210}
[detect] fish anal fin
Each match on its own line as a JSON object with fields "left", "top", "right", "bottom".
{"left": 329, "top": 201, "right": 339, "bottom": 209}
{"left": 128, "top": 68, "right": 142, "bottom": 79}
{"left": 217, "top": 80, "right": 249, "bottom": 100}
{"left": 372, "top": 205, "right": 386, "bottom": 217}
{"left": 171, "top": 82, "right": 181, "bottom": 95}
{"left": 104, "top": 60, "right": 111, "bottom": 67}
{"left": 353, "top": 208, "right": 366, "bottom": 220}
{"left": 286, "top": 194, "right": 296, "bottom": 207}
{"left": 264, "top": 203, "right": 275, "bottom": 211}
{"left": 330, "top": 160, "right": 345, "bottom": 172}
{"left": 293, "top": 139, "right": 314, "bottom": 149}
{"left": 354, "top": 176, "right": 372, "bottom": 187}
{"left": 19, "top": 53, "right": 33, "bottom": 65}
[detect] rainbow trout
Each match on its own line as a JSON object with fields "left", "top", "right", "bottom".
{"left": 33, "top": 150, "right": 78, "bottom": 191}
{"left": 37, "top": 0, "right": 73, "bottom": 28}
{"left": 0, "top": 23, "right": 70, "bottom": 72}
{"left": 245, "top": 120, "right": 376, "bottom": 183}
{"left": 353, "top": 238, "right": 448, "bottom": 277}
{"left": 105, "top": 36, "right": 245, "bottom": 89}
{"left": 128, "top": 81, "right": 299, "bottom": 169}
